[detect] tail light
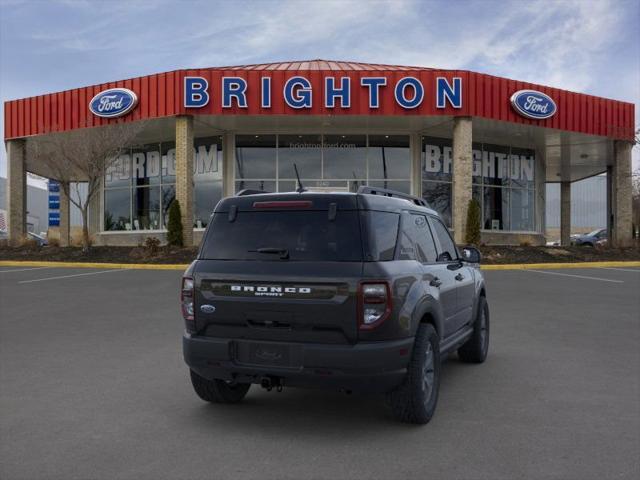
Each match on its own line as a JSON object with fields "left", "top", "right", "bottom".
{"left": 181, "top": 276, "right": 195, "bottom": 331}
{"left": 358, "top": 281, "right": 392, "bottom": 330}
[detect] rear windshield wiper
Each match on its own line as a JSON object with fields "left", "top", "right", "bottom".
{"left": 249, "top": 247, "right": 290, "bottom": 260}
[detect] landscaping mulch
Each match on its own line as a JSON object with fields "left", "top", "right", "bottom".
{"left": 1, "top": 244, "right": 638, "bottom": 265}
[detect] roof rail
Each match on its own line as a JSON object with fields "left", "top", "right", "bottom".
{"left": 357, "top": 186, "right": 429, "bottom": 208}
{"left": 235, "top": 189, "right": 270, "bottom": 196}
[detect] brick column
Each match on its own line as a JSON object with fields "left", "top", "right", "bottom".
{"left": 560, "top": 181, "right": 571, "bottom": 246}
{"left": 610, "top": 141, "right": 633, "bottom": 247}
{"left": 6, "top": 139, "right": 27, "bottom": 245}
{"left": 452, "top": 117, "right": 473, "bottom": 244}
{"left": 59, "top": 182, "right": 70, "bottom": 247}
{"left": 175, "top": 115, "right": 194, "bottom": 246}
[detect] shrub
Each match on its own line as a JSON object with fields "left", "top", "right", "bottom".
{"left": 167, "top": 200, "right": 183, "bottom": 247}
{"left": 465, "top": 198, "right": 481, "bottom": 245}
{"left": 144, "top": 236, "right": 161, "bottom": 256}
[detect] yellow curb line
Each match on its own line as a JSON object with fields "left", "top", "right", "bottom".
{"left": 1, "top": 260, "right": 639, "bottom": 271}
{"left": 481, "top": 261, "right": 640, "bottom": 270}
{"left": 0, "top": 260, "right": 190, "bottom": 270}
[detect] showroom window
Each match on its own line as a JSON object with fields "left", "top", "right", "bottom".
{"left": 234, "top": 134, "right": 410, "bottom": 194}
{"left": 422, "top": 137, "right": 536, "bottom": 231}
{"left": 103, "top": 136, "right": 223, "bottom": 231}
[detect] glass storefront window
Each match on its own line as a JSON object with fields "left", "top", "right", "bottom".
{"left": 278, "top": 134, "right": 322, "bottom": 179}
{"left": 133, "top": 186, "right": 161, "bottom": 230}
{"left": 132, "top": 143, "right": 161, "bottom": 187}
{"left": 105, "top": 153, "right": 131, "bottom": 188}
{"left": 423, "top": 136, "right": 537, "bottom": 233}
{"left": 161, "top": 142, "right": 176, "bottom": 184}
{"left": 104, "top": 188, "right": 131, "bottom": 231}
{"left": 484, "top": 186, "right": 509, "bottom": 230}
{"left": 509, "top": 147, "right": 535, "bottom": 189}
{"left": 369, "top": 135, "right": 410, "bottom": 180}
{"left": 235, "top": 135, "right": 277, "bottom": 180}
{"left": 161, "top": 185, "right": 175, "bottom": 228}
{"left": 235, "top": 180, "right": 277, "bottom": 193}
{"left": 510, "top": 188, "right": 535, "bottom": 231}
{"left": 323, "top": 134, "right": 366, "bottom": 179}
{"left": 422, "top": 136, "right": 452, "bottom": 183}
{"left": 194, "top": 180, "right": 222, "bottom": 229}
{"left": 422, "top": 181, "right": 452, "bottom": 227}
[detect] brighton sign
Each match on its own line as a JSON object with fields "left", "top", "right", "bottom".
{"left": 510, "top": 89, "right": 557, "bottom": 120}
{"left": 183, "top": 75, "right": 464, "bottom": 110}
{"left": 89, "top": 88, "right": 138, "bottom": 118}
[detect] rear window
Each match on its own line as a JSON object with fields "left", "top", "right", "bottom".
{"left": 201, "top": 210, "right": 363, "bottom": 261}
{"left": 361, "top": 211, "right": 400, "bottom": 261}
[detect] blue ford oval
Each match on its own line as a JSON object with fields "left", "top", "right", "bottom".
{"left": 89, "top": 88, "right": 138, "bottom": 118}
{"left": 510, "top": 90, "right": 556, "bottom": 120}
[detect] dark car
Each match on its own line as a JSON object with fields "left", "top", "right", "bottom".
{"left": 571, "top": 228, "right": 607, "bottom": 247}
{"left": 181, "top": 187, "right": 489, "bottom": 424}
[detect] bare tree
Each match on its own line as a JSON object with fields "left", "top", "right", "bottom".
{"left": 27, "top": 122, "right": 143, "bottom": 251}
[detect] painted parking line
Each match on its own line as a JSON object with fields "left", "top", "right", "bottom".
{"left": 18, "top": 269, "right": 127, "bottom": 284}
{"left": 0, "top": 267, "right": 53, "bottom": 273}
{"left": 598, "top": 267, "right": 640, "bottom": 273}
{"left": 526, "top": 269, "right": 624, "bottom": 283}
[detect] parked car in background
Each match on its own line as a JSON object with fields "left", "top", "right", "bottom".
{"left": 571, "top": 229, "right": 607, "bottom": 247}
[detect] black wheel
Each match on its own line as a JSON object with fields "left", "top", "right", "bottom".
{"left": 189, "top": 369, "right": 251, "bottom": 404}
{"left": 458, "top": 296, "right": 489, "bottom": 363}
{"left": 388, "top": 323, "right": 441, "bottom": 424}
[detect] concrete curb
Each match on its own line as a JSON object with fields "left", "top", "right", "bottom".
{"left": 1, "top": 260, "right": 639, "bottom": 271}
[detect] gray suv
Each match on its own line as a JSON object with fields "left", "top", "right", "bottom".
{"left": 182, "top": 187, "right": 489, "bottom": 424}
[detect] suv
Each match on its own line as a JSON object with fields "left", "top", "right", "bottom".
{"left": 182, "top": 187, "right": 489, "bottom": 424}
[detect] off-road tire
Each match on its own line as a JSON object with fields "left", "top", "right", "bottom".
{"left": 190, "top": 370, "right": 251, "bottom": 403}
{"left": 388, "top": 323, "right": 441, "bottom": 424}
{"left": 458, "top": 296, "right": 489, "bottom": 363}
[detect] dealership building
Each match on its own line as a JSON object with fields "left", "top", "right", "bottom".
{"left": 4, "top": 60, "right": 636, "bottom": 246}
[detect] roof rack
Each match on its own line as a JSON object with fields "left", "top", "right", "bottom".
{"left": 235, "top": 189, "right": 271, "bottom": 196}
{"left": 357, "top": 186, "right": 429, "bottom": 208}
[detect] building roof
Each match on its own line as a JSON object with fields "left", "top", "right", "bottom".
{"left": 213, "top": 59, "right": 434, "bottom": 71}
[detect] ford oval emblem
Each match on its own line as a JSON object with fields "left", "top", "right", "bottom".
{"left": 200, "top": 304, "right": 216, "bottom": 314}
{"left": 510, "top": 89, "right": 556, "bottom": 120}
{"left": 89, "top": 88, "right": 138, "bottom": 118}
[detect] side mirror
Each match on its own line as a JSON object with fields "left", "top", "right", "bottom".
{"left": 461, "top": 246, "right": 481, "bottom": 264}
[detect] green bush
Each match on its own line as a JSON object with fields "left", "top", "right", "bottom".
{"left": 166, "top": 200, "right": 183, "bottom": 247}
{"left": 465, "top": 198, "right": 481, "bottom": 245}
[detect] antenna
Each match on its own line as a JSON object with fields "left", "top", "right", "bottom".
{"left": 293, "top": 163, "right": 307, "bottom": 193}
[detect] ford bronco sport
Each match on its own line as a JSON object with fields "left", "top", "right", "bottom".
{"left": 182, "top": 186, "right": 489, "bottom": 424}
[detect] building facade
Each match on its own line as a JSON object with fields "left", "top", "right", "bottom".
{"left": 3, "top": 60, "right": 636, "bottom": 246}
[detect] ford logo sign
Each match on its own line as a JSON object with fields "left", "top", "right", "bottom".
{"left": 89, "top": 88, "right": 138, "bottom": 118}
{"left": 510, "top": 89, "right": 556, "bottom": 120}
{"left": 200, "top": 304, "right": 216, "bottom": 314}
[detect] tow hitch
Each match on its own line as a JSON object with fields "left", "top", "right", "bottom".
{"left": 260, "top": 376, "right": 284, "bottom": 392}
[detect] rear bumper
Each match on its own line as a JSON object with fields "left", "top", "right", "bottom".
{"left": 183, "top": 334, "right": 414, "bottom": 393}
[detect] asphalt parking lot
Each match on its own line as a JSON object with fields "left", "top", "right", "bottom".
{"left": 1, "top": 265, "right": 639, "bottom": 480}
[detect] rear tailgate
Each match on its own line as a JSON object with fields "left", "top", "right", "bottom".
{"left": 194, "top": 260, "right": 362, "bottom": 344}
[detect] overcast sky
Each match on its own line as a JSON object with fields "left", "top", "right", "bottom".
{"left": 1, "top": 0, "right": 638, "bottom": 181}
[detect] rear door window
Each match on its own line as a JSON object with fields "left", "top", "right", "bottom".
{"left": 361, "top": 211, "right": 400, "bottom": 261}
{"left": 410, "top": 214, "right": 438, "bottom": 263}
{"left": 201, "top": 210, "right": 362, "bottom": 261}
{"left": 428, "top": 216, "right": 458, "bottom": 262}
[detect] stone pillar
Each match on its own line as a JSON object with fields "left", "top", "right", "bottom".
{"left": 222, "top": 133, "right": 235, "bottom": 197}
{"left": 560, "top": 181, "right": 571, "bottom": 246}
{"left": 175, "top": 115, "right": 194, "bottom": 246}
{"left": 610, "top": 141, "right": 633, "bottom": 247}
{"left": 6, "top": 139, "right": 27, "bottom": 245}
{"left": 59, "top": 182, "right": 70, "bottom": 247}
{"left": 452, "top": 117, "right": 473, "bottom": 244}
